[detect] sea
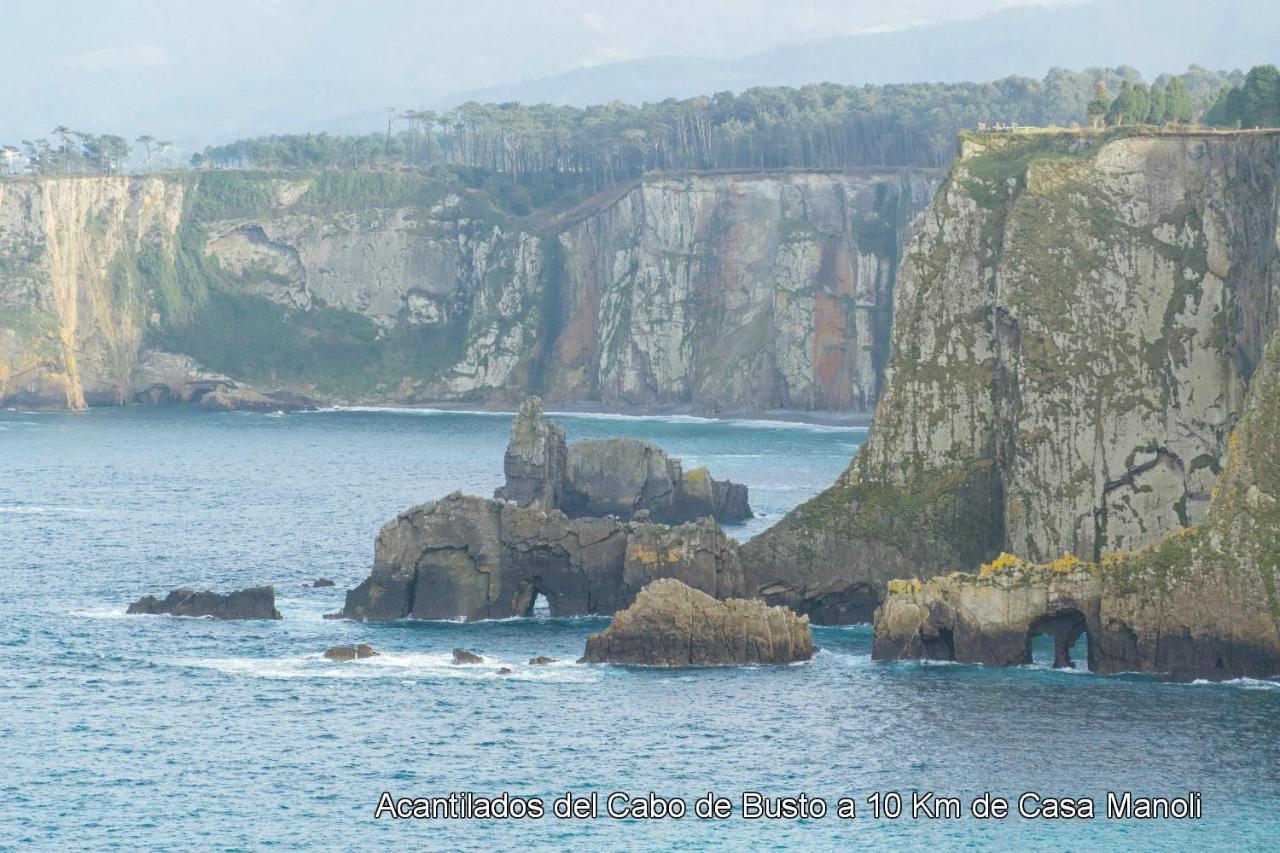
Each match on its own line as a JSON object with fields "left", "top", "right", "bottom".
{"left": 1, "top": 406, "right": 1277, "bottom": 850}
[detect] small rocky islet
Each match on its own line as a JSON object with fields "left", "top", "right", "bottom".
{"left": 126, "top": 585, "right": 282, "bottom": 620}
{"left": 333, "top": 397, "right": 813, "bottom": 666}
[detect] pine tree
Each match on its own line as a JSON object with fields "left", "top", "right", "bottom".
{"left": 1086, "top": 81, "right": 1111, "bottom": 129}
{"left": 1147, "top": 84, "right": 1167, "bottom": 124}
{"left": 1130, "top": 84, "right": 1151, "bottom": 125}
{"left": 1165, "top": 78, "right": 1193, "bottom": 124}
{"left": 1106, "top": 81, "right": 1133, "bottom": 126}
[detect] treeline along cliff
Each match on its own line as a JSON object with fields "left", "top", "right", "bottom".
{"left": 0, "top": 168, "right": 934, "bottom": 412}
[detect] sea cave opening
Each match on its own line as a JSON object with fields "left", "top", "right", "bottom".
{"left": 512, "top": 579, "right": 554, "bottom": 618}
{"left": 922, "top": 626, "right": 956, "bottom": 661}
{"left": 1027, "top": 608, "right": 1090, "bottom": 671}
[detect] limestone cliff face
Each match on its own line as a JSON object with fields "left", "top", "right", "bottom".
{"left": 873, "top": 328, "right": 1280, "bottom": 679}
{"left": 0, "top": 168, "right": 932, "bottom": 412}
{"left": 744, "top": 130, "right": 1280, "bottom": 622}
{"left": 547, "top": 172, "right": 935, "bottom": 412}
{"left": 0, "top": 177, "right": 185, "bottom": 407}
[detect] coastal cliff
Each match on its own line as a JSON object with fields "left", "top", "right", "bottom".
{"left": 744, "top": 129, "right": 1280, "bottom": 622}
{"left": 874, "top": 328, "right": 1280, "bottom": 679}
{"left": 0, "top": 168, "right": 933, "bottom": 413}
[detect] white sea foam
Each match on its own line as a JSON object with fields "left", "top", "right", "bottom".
{"left": 1189, "top": 676, "right": 1280, "bottom": 691}
{"left": 68, "top": 606, "right": 130, "bottom": 620}
{"left": 177, "top": 651, "right": 598, "bottom": 683}
{"left": 308, "top": 405, "right": 865, "bottom": 433}
{"left": 0, "top": 504, "right": 93, "bottom": 515}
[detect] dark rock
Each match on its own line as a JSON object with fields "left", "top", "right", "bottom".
{"left": 495, "top": 399, "right": 751, "bottom": 524}
{"left": 322, "top": 611, "right": 345, "bottom": 620}
{"left": 342, "top": 493, "right": 744, "bottom": 622}
{"left": 497, "top": 667, "right": 514, "bottom": 675}
{"left": 323, "top": 644, "right": 378, "bottom": 661}
{"left": 198, "top": 387, "right": 321, "bottom": 413}
{"left": 309, "top": 577, "right": 336, "bottom": 588}
{"left": 324, "top": 645, "right": 357, "bottom": 661}
{"left": 452, "top": 648, "right": 485, "bottom": 665}
{"left": 126, "top": 585, "right": 282, "bottom": 620}
{"left": 528, "top": 656, "right": 557, "bottom": 665}
{"left": 494, "top": 397, "right": 567, "bottom": 510}
{"left": 581, "top": 578, "right": 814, "bottom": 667}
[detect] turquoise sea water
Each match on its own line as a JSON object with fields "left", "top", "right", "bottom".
{"left": 1, "top": 406, "right": 1277, "bottom": 850}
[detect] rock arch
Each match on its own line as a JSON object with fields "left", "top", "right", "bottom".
{"left": 1027, "top": 608, "right": 1090, "bottom": 669}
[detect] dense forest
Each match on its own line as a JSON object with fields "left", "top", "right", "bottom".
{"left": 1205, "top": 64, "right": 1280, "bottom": 128}
{"left": 193, "top": 66, "right": 1233, "bottom": 185}
{"left": 2, "top": 65, "right": 1245, "bottom": 193}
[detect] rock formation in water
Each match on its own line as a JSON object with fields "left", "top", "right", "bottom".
{"left": 494, "top": 397, "right": 568, "bottom": 510}
{"left": 341, "top": 492, "right": 744, "bottom": 622}
{"left": 126, "top": 585, "right": 283, "bottom": 620}
{"left": 0, "top": 169, "right": 932, "bottom": 413}
{"left": 495, "top": 397, "right": 751, "bottom": 523}
{"left": 324, "top": 644, "right": 378, "bottom": 661}
{"left": 876, "top": 322, "right": 1280, "bottom": 679}
{"left": 580, "top": 578, "right": 814, "bottom": 666}
{"left": 197, "top": 387, "right": 321, "bottom": 412}
{"left": 744, "top": 129, "right": 1280, "bottom": 623}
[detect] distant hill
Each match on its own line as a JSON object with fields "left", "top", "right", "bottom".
{"left": 443, "top": 0, "right": 1277, "bottom": 108}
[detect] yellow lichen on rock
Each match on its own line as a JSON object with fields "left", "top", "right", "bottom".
{"left": 979, "top": 552, "right": 1022, "bottom": 576}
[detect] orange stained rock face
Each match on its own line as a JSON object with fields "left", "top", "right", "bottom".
{"left": 626, "top": 542, "right": 684, "bottom": 568}
{"left": 813, "top": 292, "right": 852, "bottom": 408}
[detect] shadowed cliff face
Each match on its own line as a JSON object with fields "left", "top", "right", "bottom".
{"left": 743, "top": 130, "right": 1280, "bottom": 622}
{"left": 0, "top": 169, "right": 934, "bottom": 413}
{"left": 874, "top": 328, "right": 1280, "bottom": 680}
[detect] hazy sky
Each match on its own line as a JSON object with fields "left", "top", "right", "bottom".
{"left": 0, "top": 0, "right": 1193, "bottom": 148}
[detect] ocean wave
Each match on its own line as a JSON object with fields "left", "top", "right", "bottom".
{"left": 0, "top": 505, "right": 94, "bottom": 515}
{"left": 315, "top": 406, "right": 511, "bottom": 417}
{"left": 67, "top": 606, "right": 130, "bottom": 620}
{"left": 176, "top": 651, "right": 598, "bottom": 682}
{"left": 1188, "top": 676, "right": 1280, "bottom": 691}
{"left": 308, "top": 405, "right": 865, "bottom": 432}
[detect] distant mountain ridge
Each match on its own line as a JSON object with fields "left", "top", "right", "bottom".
{"left": 442, "top": 0, "right": 1277, "bottom": 109}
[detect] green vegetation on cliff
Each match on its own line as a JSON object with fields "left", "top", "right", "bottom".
{"left": 195, "top": 67, "right": 1234, "bottom": 188}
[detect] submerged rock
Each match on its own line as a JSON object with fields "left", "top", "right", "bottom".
{"left": 452, "top": 648, "right": 485, "bottom": 665}
{"left": 341, "top": 493, "right": 743, "bottom": 622}
{"left": 198, "top": 387, "right": 320, "bottom": 413}
{"left": 309, "top": 577, "right": 336, "bottom": 588}
{"left": 494, "top": 399, "right": 752, "bottom": 524}
{"left": 580, "top": 578, "right": 814, "bottom": 667}
{"left": 126, "top": 585, "right": 282, "bottom": 620}
{"left": 324, "top": 644, "right": 378, "bottom": 661}
{"left": 497, "top": 667, "right": 514, "bottom": 675}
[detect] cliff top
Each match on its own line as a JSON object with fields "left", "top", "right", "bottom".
{"left": 957, "top": 124, "right": 1280, "bottom": 163}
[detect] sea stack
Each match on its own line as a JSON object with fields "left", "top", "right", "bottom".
{"left": 580, "top": 578, "right": 814, "bottom": 666}
{"left": 495, "top": 397, "right": 752, "bottom": 524}
{"left": 126, "top": 585, "right": 283, "bottom": 620}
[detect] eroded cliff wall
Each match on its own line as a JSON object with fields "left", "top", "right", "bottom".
{"left": 743, "top": 129, "right": 1280, "bottom": 622}
{"left": 0, "top": 177, "right": 186, "bottom": 407}
{"left": 0, "top": 168, "right": 934, "bottom": 412}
